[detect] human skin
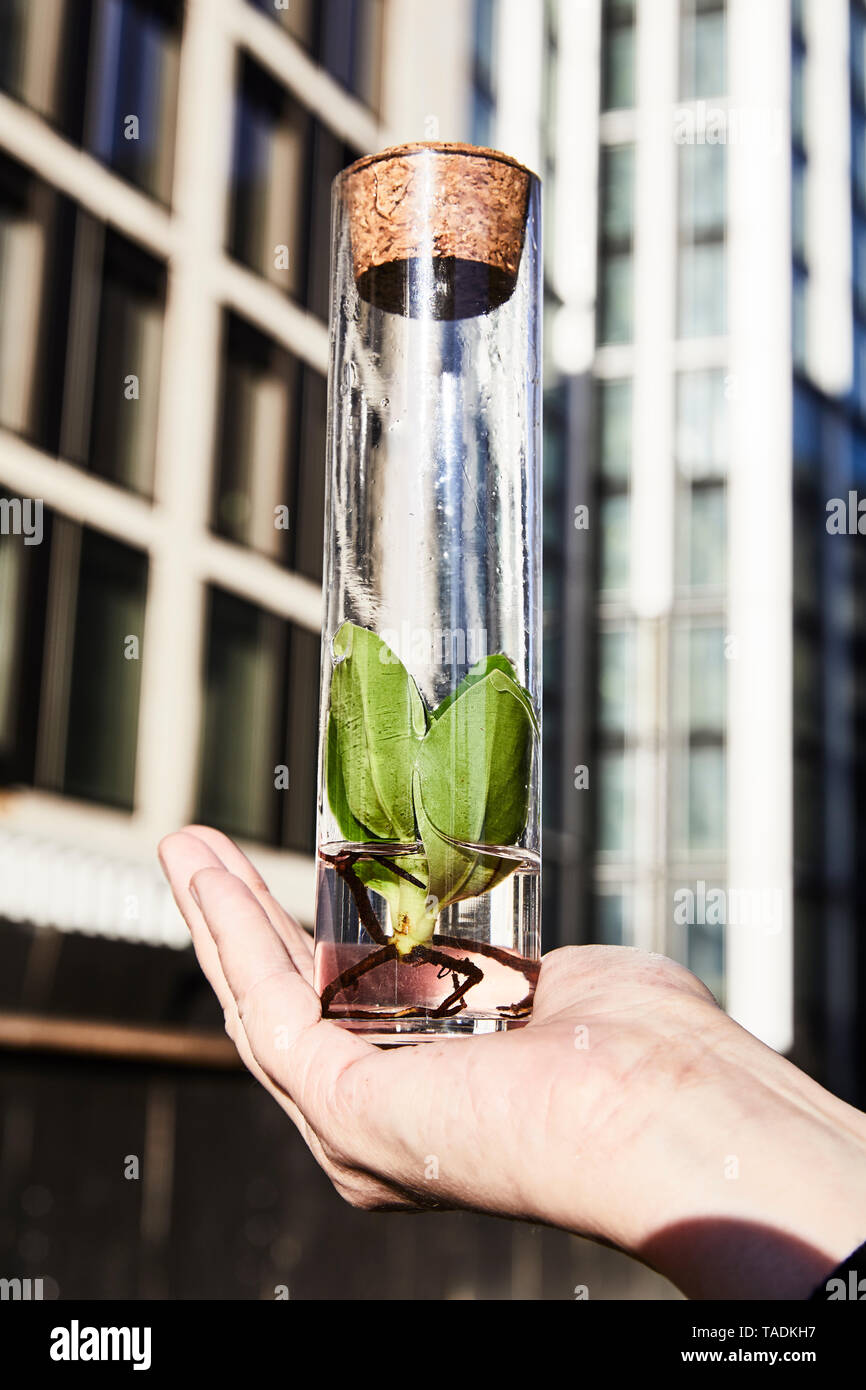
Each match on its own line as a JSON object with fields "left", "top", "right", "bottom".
{"left": 158, "top": 825, "right": 866, "bottom": 1300}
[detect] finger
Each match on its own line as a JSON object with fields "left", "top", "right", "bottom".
{"left": 189, "top": 865, "right": 370, "bottom": 1130}
{"left": 159, "top": 832, "right": 318, "bottom": 1138}
{"left": 182, "top": 823, "right": 314, "bottom": 979}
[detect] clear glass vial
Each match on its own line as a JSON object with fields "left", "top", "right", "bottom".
{"left": 313, "top": 142, "right": 541, "bottom": 1042}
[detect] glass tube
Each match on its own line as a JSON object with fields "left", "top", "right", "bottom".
{"left": 313, "top": 142, "right": 541, "bottom": 1042}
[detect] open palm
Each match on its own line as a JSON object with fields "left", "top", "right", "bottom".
{"left": 159, "top": 825, "right": 866, "bottom": 1299}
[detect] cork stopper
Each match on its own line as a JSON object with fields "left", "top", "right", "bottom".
{"left": 340, "top": 142, "right": 535, "bottom": 320}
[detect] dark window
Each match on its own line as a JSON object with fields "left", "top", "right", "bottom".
{"left": 0, "top": 155, "right": 166, "bottom": 494}
{"left": 197, "top": 589, "right": 320, "bottom": 851}
{"left": 229, "top": 56, "right": 358, "bottom": 319}
{"left": 248, "top": 0, "right": 383, "bottom": 112}
{"left": 0, "top": 509, "right": 147, "bottom": 809}
{"left": 0, "top": 153, "right": 76, "bottom": 456}
{"left": 679, "top": 0, "right": 726, "bottom": 101}
{"left": 213, "top": 312, "right": 326, "bottom": 581}
{"left": 85, "top": 0, "right": 183, "bottom": 202}
{"left": 597, "top": 144, "right": 634, "bottom": 345}
{"left": 62, "top": 528, "right": 148, "bottom": 806}
{"left": 1, "top": 1, "right": 182, "bottom": 202}
{"left": 601, "top": 0, "right": 636, "bottom": 112}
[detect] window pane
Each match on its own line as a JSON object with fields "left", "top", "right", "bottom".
{"left": 672, "top": 623, "right": 726, "bottom": 732}
{"left": 600, "top": 492, "right": 630, "bottom": 592}
{"left": 198, "top": 589, "right": 287, "bottom": 843}
{"left": 598, "top": 626, "right": 634, "bottom": 733}
{"left": 600, "top": 144, "right": 634, "bottom": 243}
{"left": 230, "top": 58, "right": 311, "bottom": 298}
{"left": 63, "top": 528, "right": 148, "bottom": 808}
{"left": 682, "top": 482, "right": 726, "bottom": 588}
{"left": 599, "top": 378, "right": 632, "bottom": 480}
{"left": 598, "top": 751, "right": 633, "bottom": 854}
{"left": 676, "top": 369, "right": 728, "bottom": 478}
{"left": 791, "top": 53, "right": 805, "bottom": 150}
{"left": 600, "top": 253, "right": 633, "bottom": 344}
{"left": 319, "top": 0, "right": 384, "bottom": 112}
{"left": 0, "top": 155, "right": 75, "bottom": 455}
{"left": 595, "top": 890, "right": 631, "bottom": 944}
{"left": 678, "top": 241, "right": 726, "bottom": 338}
{"left": 283, "top": 624, "right": 320, "bottom": 852}
{"left": 678, "top": 141, "right": 725, "bottom": 237}
{"left": 88, "top": 229, "right": 166, "bottom": 495}
{"left": 305, "top": 122, "right": 358, "bottom": 321}
{"left": 602, "top": 21, "right": 635, "bottom": 111}
{"left": 687, "top": 917, "right": 725, "bottom": 1003}
{"left": 680, "top": 1, "right": 726, "bottom": 100}
{"left": 1, "top": 0, "right": 97, "bottom": 140}
{"left": 213, "top": 315, "right": 326, "bottom": 579}
{"left": 293, "top": 367, "right": 327, "bottom": 581}
{"left": 687, "top": 744, "right": 726, "bottom": 851}
{"left": 197, "top": 592, "right": 319, "bottom": 850}
{"left": 0, "top": 504, "right": 52, "bottom": 783}
{"left": 86, "top": 0, "right": 182, "bottom": 202}
{"left": 214, "top": 313, "right": 300, "bottom": 562}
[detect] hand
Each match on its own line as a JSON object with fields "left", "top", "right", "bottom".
{"left": 159, "top": 826, "right": 866, "bottom": 1300}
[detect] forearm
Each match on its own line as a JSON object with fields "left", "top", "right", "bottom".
{"left": 620, "top": 1025, "right": 866, "bottom": 1299}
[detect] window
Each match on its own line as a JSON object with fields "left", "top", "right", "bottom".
{"left": 213, "top": 313, "right": 327, "bottom": 580}
{"left": 598, "top": 627, "right": 635, "bottom": 733}
{"left": 678, "top": 142, "right": 725, "bottom": 238}
{"left": 197, "top": 589, "right": 320, "bottom": 851}
{"left": 85, "top": 0, "right": 183, "bottom": 202}
{"left": 600, "top": 493, "right": 630, "bottom": 592}
{"left": 679, "top": 0, "right": 726, "bottom": 101}
{"left": 677, "top": 481, "right": 726, "bottom": 589}
{"left": 0, "top": 155, "right": 166, "bottom": 494}
{"left": 248, "top": 0, "right": 384, "bottom": 113}
{"left": 853, "top": 115, "right": 866, "bottom": 215}
{"left": 472, "top": 0, "right": 498, "bottom": 146}
{"left": 601, "top": 0, "right": 636, "bottom": 112}
{"left": 792, "top": 46, "right": 806, "bottom": 151}
{"left": 678, "top": 243, "right": 726, "bottom": 338}
{"left": 0, "top": 154, "right": 75, "bottom": 454}
{"left": 598, "top": 145, "right": 635, "bottom": 345}
{"left": 855, "top": 220, "right": 866, "bottom": 322}
{"left": 229, "top": 57, "right": 359, "bottom": 319}
{"left": 793, "top": 266, "right": 808, "bottom": 373}
{"left": 62, "top": 528, "right": 148, "bottom": 806}
{"left": 670, "top": 621, "right": 727, "bottom": 856}
{"left": 671, "top": 623, "right": 726, "bottom": 733}
{"left": 677, "top": 142, "right": 726, "bottom": 339}
{"left": 0, "top": 510, "right": 148, "bottom": 809}
{"left": 86, "top": 228, "right": 166, "bottom": 494}
{"left": 676, "top": 370, "right": 728, "bottom": 478}
{"left": 853, "top": 4, "right": 866, "bottom": 113}
{"left": 792, "top": 155, "right": 807, "bottom": 265}
{"left": 594, "top": 890, "right": 632, "bottom": 945}
{"left": 0, "top": 0, "right": 90, "bottom": 130}
{"left": 598, "top": 379, "right": 632, "bottom": 481}
{"left": 1, "top": 1, "right": 182, "bottom": 203}
{"left": 672, "top": 743, "right": 726, "bottom": 854}
{"left": 597, "top": 750, "right": 633, "bottom": 854}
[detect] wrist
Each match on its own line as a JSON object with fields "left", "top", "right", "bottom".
{"left": 629, "top": 1019, "right": 866, "bottom": 1298}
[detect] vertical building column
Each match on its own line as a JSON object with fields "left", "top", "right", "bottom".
{"left": 726, "top": 0, "right": 794, "bottom": 1050}
{"left": 631, "top": 0, "right": 679, "bottom": 950}
{"left": 134, "top": 0, "right": 236, "bottom": 841}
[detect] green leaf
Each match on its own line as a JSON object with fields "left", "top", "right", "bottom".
{"left": 413, "top": 667, "right": 536, "bottom": 911}
{"left": 432, "top": 653, "right": 539, "bottom": 737}
{"left": 327, "top": 622, "right": 427, "bottom": 841}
